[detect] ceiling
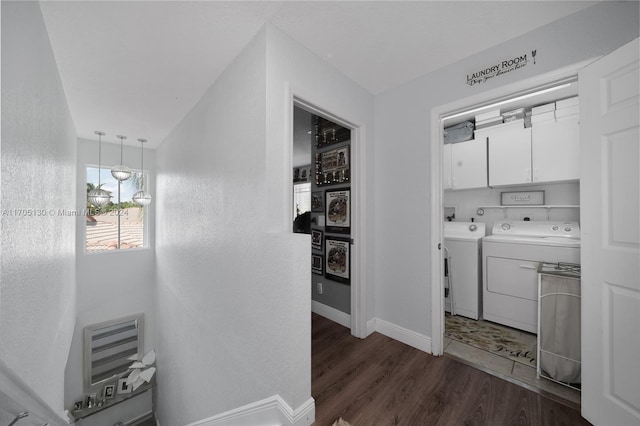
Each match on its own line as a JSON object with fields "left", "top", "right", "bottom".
{"left": 38, "top": 1, "right": 598, "bottom": 149}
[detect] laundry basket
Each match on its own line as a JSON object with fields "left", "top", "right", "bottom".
{"left": 537, "top": 263, "right": 581, "bottom": 389}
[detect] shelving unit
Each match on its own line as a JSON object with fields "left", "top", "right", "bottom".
{"left": 71, "top": 383, "right": 153, "bottom": 421}
{"left": 476, "top": 205, "right": 580, "bottom": 218}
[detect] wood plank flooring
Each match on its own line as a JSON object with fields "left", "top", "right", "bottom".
{"left": 311, "top": 313, "right": 591, "bottom": 426}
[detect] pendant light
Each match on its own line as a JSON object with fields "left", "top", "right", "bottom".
{"left": 111, "top": 135, "right": 132, "bottom": 181}
{"left": 87, "top": 131, "right": 112, "bottom": 207}
{"left": 132, "top": 138, "right": 152, "bottom": 206}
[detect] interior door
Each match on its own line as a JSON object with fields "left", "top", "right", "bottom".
{"left": 579, "top": 38, "right": 640, "bottom": 426}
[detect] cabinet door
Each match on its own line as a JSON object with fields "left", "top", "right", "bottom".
{"left": 485, "top": 122, "right": 532, "bottom": 186}
{"left": 451, "top": 138, "right": 487, "bottom": 189}
{"left": 443, "top": 143, "right": 452, "bottom": 189}
{"left": 532, "top": 115, "right": 579, "bottom": 183}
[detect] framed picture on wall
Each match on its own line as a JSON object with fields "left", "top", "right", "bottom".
{"left": 312, "top": 254, "right": 323, "bottom": 275}
{"left": 316, "top": 146, "right": 350, "bottom": 186}
{"left": 325, "top": 189, "right": 350, "bottom": 234}
{"left": 311, "top": 191, "right": 324, "bottom": 212}
{"left": 311, "top": 229, "right": 323, "bottom": 251}
{"left": 325, "top": 237, "right": 350, "bottom": 285}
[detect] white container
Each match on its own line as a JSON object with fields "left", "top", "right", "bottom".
{"left": 555, "top": 105, "right": 579, "bottom": 118}
{"left": 531, "top": 110, "right": 555, "bottom": 123}
{"left": 556, "top": 96, "right": 579, "bottom": 109}
{"left": 532, "top": 102, "right": 556, "bottom": 115}
{"left": 475, "top": 109, "right": 502, "bottom": 122}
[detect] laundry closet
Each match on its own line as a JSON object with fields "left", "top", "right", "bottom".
{"left": 441, "top": 79, "right": 583, "bottom": 396}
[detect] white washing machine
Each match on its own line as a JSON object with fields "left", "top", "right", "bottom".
{"left": 482, "top": 220, "right": 580, "bottom": 333}
{"left": 444, "top": 221, "right": 485, "bottom": 320}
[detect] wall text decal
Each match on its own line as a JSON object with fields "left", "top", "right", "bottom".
{"left": 466, "top": 50, "right": 537, "bottom": 86}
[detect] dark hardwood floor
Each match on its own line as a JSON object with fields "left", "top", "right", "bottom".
{"left": 311, "top": 313, "right": 590, "bottom": 426}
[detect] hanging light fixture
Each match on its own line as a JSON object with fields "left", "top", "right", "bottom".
{"left": 111, "top": 135, "right": 132, "bottom": 181}
{"left": 132, "top": 138, "right": 152, "bottom": 206}
{"left": 87, "top": 131, "right": 112, "bottom": 207}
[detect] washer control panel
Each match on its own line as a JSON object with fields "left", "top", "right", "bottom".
{"left": 491, "top": 221, "right": 580, "bottom": 239}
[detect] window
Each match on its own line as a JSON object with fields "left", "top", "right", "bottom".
{"left": 86, "top": 166, "right": 148, "bottom": 251}
{"left": 293, "top": 182, "right": 311, "bottom": 218}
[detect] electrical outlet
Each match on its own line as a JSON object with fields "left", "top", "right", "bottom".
{"left": 317, "top": 283, "right": 323, "bottom": 294}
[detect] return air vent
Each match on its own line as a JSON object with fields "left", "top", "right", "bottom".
{"left": 84, "top": 313, "right": 144, "bottom": 390}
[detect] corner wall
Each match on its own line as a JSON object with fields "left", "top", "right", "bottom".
{"left": 154, "top": 28, "right": 312, "bottom": 425}
{"left": 1, "top": 0, "right": 77, "bottom": 414}
{"left": 373, "top": 2, "right": 640, "bottom": 339}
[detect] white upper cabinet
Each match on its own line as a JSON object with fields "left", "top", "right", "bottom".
{"left": 443, "top": 143, "right": 452, "bottom": 190}
{"left": 531, "top": 114, "right": 580, "bottom": 183}
{"left": 451, "top": 138, "right": 487, "bottom": 189}
{"left": 483, "top": 120, "right": 533, "bottom": 186}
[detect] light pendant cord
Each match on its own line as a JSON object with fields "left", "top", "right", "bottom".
{"left": 95, "top": 131, "right": 105, "bottom": 188}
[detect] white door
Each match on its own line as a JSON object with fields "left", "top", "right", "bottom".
{"left": 451, "top": 138, "right": 487, "bottom": 189}
{"left": 580, "top": 38, "right": 640, "bottom": 426}
{"left": 531, "top": 115, "right": 580, "bottom": 183}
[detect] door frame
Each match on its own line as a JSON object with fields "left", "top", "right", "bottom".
{"left": 428, "top": 59, "right": 595, "bottom": 355}
{"left": 288, "top": 89, "right": 368, "bottom": 339}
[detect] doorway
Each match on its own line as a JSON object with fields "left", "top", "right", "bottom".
{"left": 291, "top": 99, "right": 363, "bottom": 336}
{"left": 430, "top": 62, "right": 592, "bottom": 406}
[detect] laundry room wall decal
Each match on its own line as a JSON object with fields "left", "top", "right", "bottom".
{"left": 466, "top": 49, "right": 537, "bottom": 86}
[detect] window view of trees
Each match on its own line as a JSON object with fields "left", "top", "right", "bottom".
{"left": 86, "top": 167, "right": 146, "bottom": 251}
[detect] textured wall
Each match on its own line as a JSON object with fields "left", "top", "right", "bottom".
{"left": 1, "top": 1, "right": 77, "bottom": 413}
{"left": 373, "top": 1, "right": 640, "bottom": 337}
{"left": 155, "top": 28, "right": 309, "bottom": 425}
{"left": 64, "top": 139, "right": 157, "bottom": 411}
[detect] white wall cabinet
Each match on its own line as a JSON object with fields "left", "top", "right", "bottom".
{"left": 479, "top": 115, "right": 579, "bottom": 187}
{"left": 482, "top": 121, "right": 533, "bottom": 186}
{"left": 443, "top": 143, "right": 452, "bottom": 189}
{"left": 531, "top": 115, "right": 580, "bottom": 183}
{"left": 451, "top": 139, "right": 487, "bottom": 189}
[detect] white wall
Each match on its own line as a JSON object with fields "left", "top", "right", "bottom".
{"left": 64, "top": 139, "right": 156, "bottom": 410}
{"left": 374, "top": 2, "right": 639, "bottom": 339}
{"left": 264, "top": 23, "right": 375, "bottom": 407}
{"left": 0, "top": 0, "right": 77, "bottom": 415}
{"left": 154, "top": 28, "right": 309, "bottom": 425}
{"left": 154, "top": 22, "right": 375, "bottom": 424}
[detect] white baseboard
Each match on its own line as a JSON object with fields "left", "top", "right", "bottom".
{"left": 366, "top": 318, "right": 377, "bottom": 337}
{"left": 311, "top": 301, "right": 351, "bottom": 328}
{"left": 372, "top": 318, "right": 432, "bottom": 354}
{"left": 185, "top": 395, "right": 314, "bottom": 426}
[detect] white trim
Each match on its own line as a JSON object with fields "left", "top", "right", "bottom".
{"left": 429, "top": 59, "right": 596, "bottom": 357}
{"left": 184, "top": 395, "right": 314, "bottom": 426}
{"left": 366, "top": 318, "right": 377, "bottom": 337}
{"left": 373, "top": 318, "right": 432, "bottom": 354}
{"left": 311, "top": 300, "right": 351, "bottom": 328}
{"left": 290, "top": 89, "right": 368, "bottom": 339}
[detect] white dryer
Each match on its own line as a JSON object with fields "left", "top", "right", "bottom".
{"left": 444, "top": 221, "right": 485, "bottom": 320}
{"left": 482, "top": 220, "right": 580, "bottom": 333}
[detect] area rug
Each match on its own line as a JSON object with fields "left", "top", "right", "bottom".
{"left": 332, "top": 418, "right": 353, "bottom": 426}
{"left": 445, "top": 315, "right": 537, "bottom": 366}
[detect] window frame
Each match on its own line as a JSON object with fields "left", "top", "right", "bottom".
{"left": 84, "top": 164, "right": 151, "bottom": 254}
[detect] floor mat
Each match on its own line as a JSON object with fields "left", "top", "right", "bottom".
{"left": 445, "top": 315, "right": 537, "bottom": 366}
